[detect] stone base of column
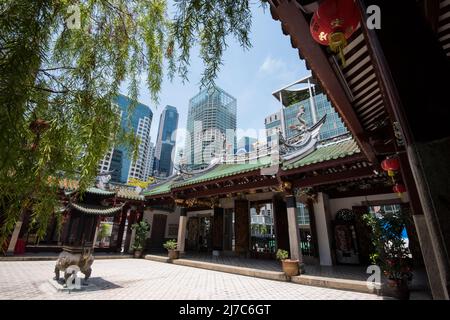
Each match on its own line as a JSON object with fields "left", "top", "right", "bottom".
{"left": 299, "top": 262, "right": 306, "bottom": 274}
{"left": 6, "top": 221, "right": 23, "bottom": 256}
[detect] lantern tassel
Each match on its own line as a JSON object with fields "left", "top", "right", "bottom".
{"left": 329, "top": 32, "right": 347, "bottom": 67}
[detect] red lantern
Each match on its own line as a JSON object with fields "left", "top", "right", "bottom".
{"left": 393, "top": 183, "right": 406, "bottom": 196}
{"left": 310, "top": 0, "right": 360, "bottom": 66}
{"left": 381, "top": 157, "right": 400, "bottom": 177}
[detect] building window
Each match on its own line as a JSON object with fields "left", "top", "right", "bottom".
{"left": 167, "top": 224, "right": 178, "bottom": 237}
{"left": 297, "top": 203, "right": 310, "bottom": 226}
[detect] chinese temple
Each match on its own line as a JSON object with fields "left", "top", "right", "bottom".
{"left": 264, "top": 0, "right": 450, "bottom": 299}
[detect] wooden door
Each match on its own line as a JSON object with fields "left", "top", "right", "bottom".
{"left": 353, "top": 205, "right": 372, "bottom": 265}
{"left": 234, "top": 199, "right": 249, "bottom": 255}
{"left": 223, "top": 210, "right": 233, "bottom": 251}
{"left": 273, "top": 196, "right": 290, "bottom": 255}
{"left": 150, "top": 214, "right": 167, "bottom": 250}
{"left": 212, "top": 208, "right": 224, "bottom": 250}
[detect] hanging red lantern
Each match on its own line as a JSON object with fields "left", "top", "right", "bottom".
{"left": 309, "top": 0, "right": 360, "bottom": 66}
{"left": 381, "top": 157, "right": 400, "bottom": 177}
{"left": 393, "top": 183, "right": 407, "bottom": 196}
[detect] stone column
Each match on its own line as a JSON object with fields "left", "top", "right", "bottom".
{"left": 177, "top": 207, "right": 188, "bottom": 253}
{"left": 407, "top": 143, "right": 450, "bottom": 299}
{"left": 128, "top": 227, "right": 136, "bottom": 253}
{"left": 6, "top": 221, "right": 23, "bottom": 256}
{"left": 313, "top": 192, "right": 334, "bottom": 266}
{"left": 115, "top": 208, "right": 128, "bottom": 253}
{"left": 234, "top": 199, "right": 250, "bottom": 257}
{"left": 286, "top": 194, "right": 304, "bottom": 271}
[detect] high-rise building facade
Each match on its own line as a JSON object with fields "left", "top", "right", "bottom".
{"left": 237, "top": 136, "right": 258, "bottom": 153}
{"left": 268, "top": 75, "right": 347, "bottom": 143}
{"left": 185, "top": 87, "right": 237, "bottom": 168}
{"left": 264, "top": 112, "right": 282, "bottom": 147}
{"left": 98, "top": 94, "right": 153, "bottom": 183}
{"left": 145, "top": 142, "right": 155, "bottom": 179}
{"left": 153, "top": 105, "right": 179, "bottom": 177}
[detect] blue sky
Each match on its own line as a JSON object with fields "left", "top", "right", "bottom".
{"left": 121, "top": 3, "right": 309, "bottom": 148}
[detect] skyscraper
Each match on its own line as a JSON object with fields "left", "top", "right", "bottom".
{"left": 98, "top": 94, "right": 153, "bottom": 183}
{"left": 145, "top": 142, "right": 155, "bottom": 179}
{"left": 237, "top": 136, "right": 258, "bottom": 153}
{"left": 267, "top": 75, "right": 347, "bottom": 143}
{"left": 185, "top": 86, "right": 237, "bottom": 169}
{"left": 264, "top": 112, "right": 282, "bottom": 147}
{"left": 153, "top": 105, "right": 179, "bottom": 177}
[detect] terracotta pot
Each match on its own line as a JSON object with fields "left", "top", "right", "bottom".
{"left": 281, "top": 259, "right": 299, "bottom": 276}
{"left": 134, "top": 250, "right": 142, "bottom": 258}
{"left": 168, "top": 249, "right": 179, "bottom": 260}
{"left": 386, "top": 279, "right": 410, "bottom": 300}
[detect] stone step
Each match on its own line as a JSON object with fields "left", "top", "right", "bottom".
{"left": 144, "top": 254, "right": 383, "bottom": 295}
{"left": 144, "top": 254, "right": 288, "bottom": 282}
{"left": 291, "top": 274, "right": 381, "bottom": 295}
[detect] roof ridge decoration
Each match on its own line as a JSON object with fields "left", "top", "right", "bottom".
{"left": 69, "top": 202, "right": 125, "bottom": 216}
{"left": 279, "top": 114, "right": 327, "bottom": 163}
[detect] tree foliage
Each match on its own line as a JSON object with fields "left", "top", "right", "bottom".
{"left": 363, "top": 210, "right": 413, "bottom": 282}
{"left": 0, "top": 0, "right": 262, "bottom": 250}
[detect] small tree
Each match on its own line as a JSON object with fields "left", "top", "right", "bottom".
{"left": 363, "top": 210, "right": 413, "bottom": 286}
{"left": 131, "top": 220, "right": 151, "bottom": 252}
{"left": 97, "top": 223, "right": 111, "bottom": 246}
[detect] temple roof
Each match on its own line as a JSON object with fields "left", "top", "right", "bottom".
{"left": 173, "top": 157, "right": 273, "bottom": 189}
{"left": 53, "top": 177, "right": 144, "bottom": 201}
{"left": 85, "top": 187, "right": 117, "bottom": 196}
{"left": 282, "top": 138, "right": 360, "bottom": 170}
{"left": 143, "top": 138, "right": 361, "bottom": 197}
{"left": 70, "top": 202, "right": 124, "bottom": 216}
{"left": 115, "top": 186, "right": 145, "bottom": 200}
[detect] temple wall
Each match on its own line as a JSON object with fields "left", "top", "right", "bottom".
{"left": 328, "top": 193, "right": 409, "bottom": 219}
{"left": 143, "top": 208, "right": 181, "bottom": 239}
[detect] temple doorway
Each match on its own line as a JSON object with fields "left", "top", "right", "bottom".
{"left": 186, "top": 213, "right": 212, "bottom": 252}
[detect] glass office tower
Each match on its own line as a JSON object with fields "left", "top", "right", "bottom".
{"left": 153, "top": 105, "right": 179, "bottom": 177}
{"left": 268, "top": 75, "right": 348, "bottom": 142}
{"left": 185, "top": 86, "right": 237, "bottom": 169}
{"left": 98, "top": 94, "right": 153, "bottom": 183}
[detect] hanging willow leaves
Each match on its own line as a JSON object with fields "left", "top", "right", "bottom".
{"left": 0, "top": 0, "right": 263, "bottom": 250}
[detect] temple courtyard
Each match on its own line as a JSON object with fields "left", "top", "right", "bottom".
{"left": 0, "top": 259, "right": 387, "bottom": 300}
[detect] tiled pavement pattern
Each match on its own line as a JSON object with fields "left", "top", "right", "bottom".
{"left": 0, "top": 259, "right": 387, "bottom": 300}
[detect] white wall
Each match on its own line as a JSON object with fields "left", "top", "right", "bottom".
{"left": 143, "top": 208, "right": 181, "bottom": 239}
{"left": 328, "top": 192, "right": 409, "bottom": 219}
{"left": 312, "top": 192, "right": 409, "bottom": 266}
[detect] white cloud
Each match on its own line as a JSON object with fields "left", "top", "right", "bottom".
{"left": 259, "top": 55, "right": 286, "bottom": 74}
{"left": 258, "top": 55, "right": 299, "bottom": 83}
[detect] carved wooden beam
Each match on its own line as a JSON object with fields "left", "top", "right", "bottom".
{"left": 269, "top": 0, "right": 379, "bottom": 166}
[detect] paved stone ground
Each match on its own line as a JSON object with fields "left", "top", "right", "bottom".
{"left": 152, "top": 252, "right": 431, "bottom": 294}
{"left": 0, "top": 259, "right": 388, "bottom": 300}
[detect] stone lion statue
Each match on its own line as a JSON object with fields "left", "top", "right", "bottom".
{"left": 54, "top": 249, "right": 94, "bottom": 284}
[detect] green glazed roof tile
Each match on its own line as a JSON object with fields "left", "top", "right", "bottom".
{"left": 173, "top": 157, "right": 273, "bottom": 188}
{"left": 142, "top": 180, "right": 174, "bottom": 196}
{"left": 70, "top": 202, "right": 124, "bottom": 216}
{"left": 281, "top": 139, "right": 360, "bottom": 170}
{"left": 85, "top": 187, "right": 117, "bottom": 196}
{"left": 143, "top": 139, "right": 360, "bottom": 197}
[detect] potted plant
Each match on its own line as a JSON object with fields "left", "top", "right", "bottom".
{"left": 97, "top": 223, "right": 111, "bottom": 248}
{"left": 131, "top": 220, "right": 151, "bottom": 258}
{"left": 163, "top": 239, "right": 179, "bottom": 259}
{"left": 363, "top": 210, "right": 413, "bottom": 300}
{"left": 276, "top": 249, "right": 299, "bottom": 276}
